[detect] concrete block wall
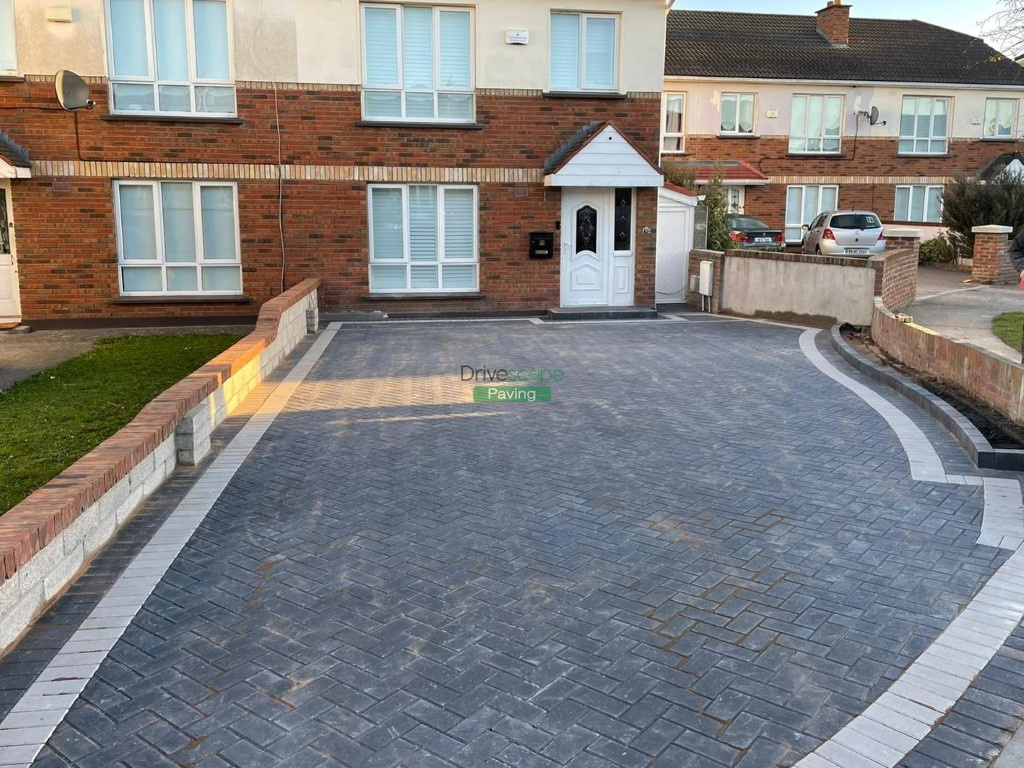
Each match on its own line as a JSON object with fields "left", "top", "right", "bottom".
{"left": 0, "top": 280, "right": 321, "bottom": 654}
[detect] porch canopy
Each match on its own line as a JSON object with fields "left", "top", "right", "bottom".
{"left": 544, "top": 122, "right": 663, "bottom": 188}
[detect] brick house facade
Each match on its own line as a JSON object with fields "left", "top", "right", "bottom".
{"left": 661, "top": 1, "right": 1024, "bottom": 243}
{"left": 0, "top": 0, "right": 666, "bottom": 327}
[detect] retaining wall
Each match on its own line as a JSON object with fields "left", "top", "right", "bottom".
{"left": 0, "top": 279, "right": 320, "bottom": 653}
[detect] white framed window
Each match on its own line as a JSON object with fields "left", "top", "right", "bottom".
{"left": 785, "top": 184, "right": 838, "bottom": 242}
{"left": 899, "top": 96, "right": 950, "bottom": 154}
{"left": 661, "top": 93, "right": 685, "bottom": 154}
{"left": 549, "top": 12, "right": 618, "bottom": 93}
{"left": 114, "top": 180, "right": 242, "bottom": 296}
{"left": 984, "top": 98, "right": 1017, "bottom": 140}
{"left": 0, "top": 0, "right": 17, "bottom": 74}
{"left": 894, "top": 185, "right": 943, "bottom": 223}
{"left": 106, "top": 0, "right": 235, "bottom": 116}
{"left": 361, "top": 4, "right": 474, "bottom": 122}
{"left": 368, "top": 184, "right": 478, "bottom": 293}
{"left": 790, "top": 94, "right": 843, "bottom": 153}
{"left": 720, "top": 93, "right": 755, "bottom": 135}
{"left": 725, "top": 187, "right": 744, "bottom": 214}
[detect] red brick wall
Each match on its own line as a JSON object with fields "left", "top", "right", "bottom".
{"left": 876, "top": 247, "right": 918, "bottom": 311}
{"left": 3, "top": 78, "right": 662, "bottom": 322}
{"left": 873, "top": 302, "right": 1024, "bottom": 425}
{"left": 1, "top": 80, "right": 660, "bottom": 167}
{"left": 14, "top": 180, "right": 659, "bottom": 322}
{"left": 679, "top": 136, "right": 1019, "bottom": 179}
{"left": 972, "top": 231, "right": 1016, "bottom": 285}
{"left": 685, "top": 249, "right": 724, "bottom": 312}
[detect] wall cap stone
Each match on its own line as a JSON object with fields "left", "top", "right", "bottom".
{"left": 972, "top": 225, "right": 1013, "bottom": 234}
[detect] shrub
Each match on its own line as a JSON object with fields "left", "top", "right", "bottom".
{"left": 918, "top": 235, "right": 955, "bottom": 264}
{"left": 942, "top": 173, "right": 1024, "bottom": 259}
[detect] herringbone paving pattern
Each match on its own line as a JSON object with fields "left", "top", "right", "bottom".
{"left": 21, "top": 320, "right": 1011, "bottom": 767}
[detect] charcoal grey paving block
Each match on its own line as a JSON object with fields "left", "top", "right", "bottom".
{"left": 6, "top": 322, "right": 1018, "bottom": 768}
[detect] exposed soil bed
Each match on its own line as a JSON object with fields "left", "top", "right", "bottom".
{"left": 841, "top": 326, "right": 1024, "bottom": 450}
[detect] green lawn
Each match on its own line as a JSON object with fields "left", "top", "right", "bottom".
{"left": 0, "top": 333, "right": 243, "bottom": 514}
{"left": 993, "top": 312, "right": 1023, "bottom": 351}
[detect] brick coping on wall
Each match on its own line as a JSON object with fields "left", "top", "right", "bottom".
{"left": 0, "top": 278, "right": 321, "bottom": 587}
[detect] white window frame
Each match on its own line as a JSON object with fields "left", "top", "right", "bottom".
{"left": 360, "top": 3, "right": 476, "bottom": 123}
{"left": 720, "top": 92, "right": 756, "bottom": 136}
{"left": 114, "top": 180, "right": 243, "bottom": 296}
{"left": 789, "top": 94, "right": 844, "bottom": 154}
{"left": 984, "top": 98, "right": 1017, "bottom": 140}
{"left": 0, "top": 0, "right": 17, "bottom": 74}
{"left": 661, "top": 92, "right": 686, "bottom": 155}
{"left": 548, "top": 11, "right": 620, "bottom": 93}
{"left": 894, "top": 184, "right": 943, "bottom": 223}
{"left": 367, "top": 183, "right": 479, "bottom": 293}
{"left": 105, "top": 0, "right": 236, "bottom": 117}
{"left": 899, "top": 96, "right": 951, "bottom": 155}
{"left": 785, "top": 184, "right": 838, "bottom": 243}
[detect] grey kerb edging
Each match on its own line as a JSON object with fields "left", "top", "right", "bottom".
{"left": 828, "top": 325, "right": 1024, "bottom": 472}
{"left": 0, "top": 292, "right": 320, "bottom": 655}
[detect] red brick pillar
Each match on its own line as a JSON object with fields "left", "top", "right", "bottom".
{"left": 971, "top": 225, "right": 1016, "bottom": 285}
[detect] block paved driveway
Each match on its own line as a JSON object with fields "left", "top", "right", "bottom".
{"left": 18, "top": 318, "right": 1017, "bottom": 767}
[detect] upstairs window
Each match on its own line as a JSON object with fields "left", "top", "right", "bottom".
{"left": 107, "top": 0, "right": 235, "bottom": 116}
{"left": 662, "top": 93, "right": 685, "bottom": 154}
{"left": 984, "top": 98, "right": 1016, "bottom": 139}
{"left": 0, "top": 0, "right": 16, "bottom": 74}
{"left": 899, "top": 96, "right": 950, "bottom": 154}
{"left": 550, "top": 12, "right": 618, "bottom": 93}
{"left": 790, "top": 94, "right": 843, "bottom": 153}
{"left": 720, "top": 93, "right": 755, "bottom": 135}
{"left": 362, "top": 4, "right": 474, "bottom": 122}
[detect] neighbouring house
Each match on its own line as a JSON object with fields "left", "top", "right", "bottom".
{"left": 0, "top": 0, "right": 666, "bottom": 327}
{"left": 661, "top": 0, "right": 1024, "bottom": 244}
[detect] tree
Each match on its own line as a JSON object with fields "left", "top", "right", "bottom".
{"left": 941, "top": 173, "right": 1024, "bottom": 258}
{"left": 702, "top": 174, "right": 732, "bottom": 252}
{"left": 981, "top": 0, "right": 1024, "bottom": 60}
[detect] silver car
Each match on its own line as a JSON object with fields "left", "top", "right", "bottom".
{"left": 801, "top": 210, "right": 886, "bottom": 257}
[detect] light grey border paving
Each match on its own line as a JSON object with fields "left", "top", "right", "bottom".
{"left": 0, "top": 323, "right": 341, "bottom": 768}
{"left": 796, "top": 327, "right": 1024, "bottom": 768}
{"left": 799, "top": 329, "right": 949, "bottom": 483}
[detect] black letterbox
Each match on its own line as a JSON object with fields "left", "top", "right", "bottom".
{"left": 530, "top": 231, "right": 554, "bottom": 259}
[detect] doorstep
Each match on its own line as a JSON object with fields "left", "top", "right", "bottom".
{"left": 546, "top": 306, "right": 658, "bottom": 321}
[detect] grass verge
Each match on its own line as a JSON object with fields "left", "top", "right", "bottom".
{"left": 0, "top": 333, "right": 243, "bottom": 515}
{"left": 993, "top": 312, "right": 1023, "bottom": 351}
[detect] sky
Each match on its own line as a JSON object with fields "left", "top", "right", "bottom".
{"left": 670, "top": 0, "right": 1008, "bottom": 51}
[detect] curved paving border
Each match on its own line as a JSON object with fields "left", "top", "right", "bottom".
{"left": 796, "top": 328, "right": 1024, "bottom": 768}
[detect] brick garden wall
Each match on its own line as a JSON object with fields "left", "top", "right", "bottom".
{"left": 872, "top": 300, "right": 1024, "bottom": 426}
{"left": 0, "top": 279, "right": 320, "bottom": 653}
{"left": 875, "top": 240, "right": 918, "bottom": 311}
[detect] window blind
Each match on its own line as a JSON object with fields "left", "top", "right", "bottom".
{"left": 550, "top": 13, "right": 580, "bottom": 91}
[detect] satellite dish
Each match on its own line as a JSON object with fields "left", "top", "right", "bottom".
{"left": 55, "top": 70, "right": 95, "bottom": 111}
{"left": 868, "top": 106, "right": 880, "bottom": 125}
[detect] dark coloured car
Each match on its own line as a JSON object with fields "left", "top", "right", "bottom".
{"left": 727, "top": 216, "right": 786, "bottom": 251}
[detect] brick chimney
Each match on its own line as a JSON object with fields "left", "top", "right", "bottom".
{"left": 816, "top": 0, "right": 851, "bottom": 46}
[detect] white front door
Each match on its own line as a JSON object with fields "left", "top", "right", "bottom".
{"left": 560, "top": 187, "right": 634, "bottom": 307}
{"left": 0, "top": 182, "right": 20, "bottom": 326}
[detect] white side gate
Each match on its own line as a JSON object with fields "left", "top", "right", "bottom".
{"left": 656, "top": 185, "right": 698, "bottom": 305}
